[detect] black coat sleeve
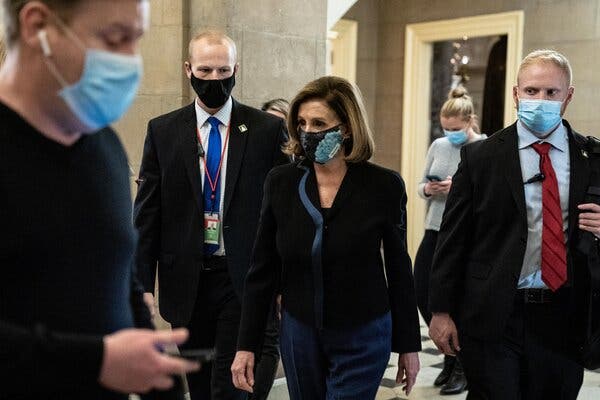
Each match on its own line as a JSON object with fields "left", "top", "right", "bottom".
{"left": 131, "top": 261, "right": 154, "bottom": 329}
{"left": 0, "top": 320, "right": 103, "bottom": 396}
{"left": 134, "top": 122, "right": 162, "bottom": 292}
{"left": 382, "top": 174, "right": 422, "bottom": 354}
{"left": 237, "top": 171, "right": 281, "bottom": 353}
{"left": 429, "top": 145, "right": 473, "bottom": 315}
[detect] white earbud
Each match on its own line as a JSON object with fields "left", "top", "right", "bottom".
{"left": 37, "top": 30, "right": 52, "bottom": 57}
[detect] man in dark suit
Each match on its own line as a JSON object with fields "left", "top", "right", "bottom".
{"left": 134, "top": 30, "right": 287, "bottom": 400}
{"left": 429, "top": 49, "right": 600, "bottom": 399}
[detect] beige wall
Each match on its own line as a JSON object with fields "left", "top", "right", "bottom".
{"left": 343, "top": 2, "right": 379, "bottom": 139}
{"left": 346, "top": 0, "right": 600, "bottom": 171}
{"left": 114, "top": 0, "right": 190, "bottom": 177}
{"left": 115, "top": 0, "right": 327, "bottom": 177}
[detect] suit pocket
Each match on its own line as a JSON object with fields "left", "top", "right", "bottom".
{"left": 158, "top": 253, "right": 175, "bottom": 270}
{"left": 467, "top": 261, "right": 493, "bottom": 279}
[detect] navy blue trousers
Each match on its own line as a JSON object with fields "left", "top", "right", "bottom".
{"left": 280, "top": 311, "right": 391, "bottom": 400}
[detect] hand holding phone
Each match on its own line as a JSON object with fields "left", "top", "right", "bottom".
{"left": 175, "top": 348, "right": 216, "bottom": 363}
{"left": 426, "top": 174, "right": 442, "bottom": 182}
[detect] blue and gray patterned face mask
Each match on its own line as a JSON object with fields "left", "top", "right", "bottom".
{"left": 299, "top": 125, "right": 344, "bottom": 164}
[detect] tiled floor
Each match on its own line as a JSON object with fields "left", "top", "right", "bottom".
{"left": 373, "top": 321, "right": 600, "bottom": 400}
{"left": 267, "top": 318, "right": 600, "bottom": 400}
{"left": 135, "top": 319, "right": 600, "bottom": 400}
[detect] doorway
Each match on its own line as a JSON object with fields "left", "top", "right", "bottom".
{"left": 401, "top": 11, "right": 524, "bottom": 257}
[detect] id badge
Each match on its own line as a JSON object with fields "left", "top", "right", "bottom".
{"left": 204, "top": 212, "right": 221, "bottom": 245}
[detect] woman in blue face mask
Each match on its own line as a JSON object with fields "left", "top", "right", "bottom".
{"left": 414, "top": 86, "right": 486, "bottom": 396}
{"left": 232, "top": 76, "right": 422, "bottom": 399}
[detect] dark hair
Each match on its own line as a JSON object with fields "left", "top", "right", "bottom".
{"left": 286, "top": 76, "right": 374, "bottom": 162}
{"left": 261, "top": 98, "right": 289, "bottom": 118}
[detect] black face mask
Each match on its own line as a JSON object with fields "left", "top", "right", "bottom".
{"left": 190, "top": 73, "right": 236, "bottom": 109}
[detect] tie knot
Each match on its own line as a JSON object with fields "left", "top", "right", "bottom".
{"left": 531, "top": 142, "right": 551, "bottom": 156}
{"left": 207, "top": 116, "right": 221, "bottom": 130}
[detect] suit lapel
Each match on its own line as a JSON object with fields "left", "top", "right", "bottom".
{"left": 328, "top": 163, "right": 355, "bottom": 219}
{"left": 500, "top": 123, "right": 527, "bottom": 220}
{"left": 297, "top": 160, "right": 355, "bottom": 218}
{"left": 567, "top": 124, "right": 591, "bottom": 242}
{"left": 223, "top": 99, "right": 249, "bottom": 218}
{"left": 180, "top": 103, "right": 205, "bottom": 215}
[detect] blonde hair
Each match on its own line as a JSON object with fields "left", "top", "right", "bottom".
{"left": 440, "top": 86, "right": 480, "bottom": 133}
{"left": 518, "top": 49, "right": 572, "bottom": 86}
{"left": 2, "top": 0, "right": 82, "bottom": 47}
{"left": 188, "top": 29, "right": 237, "bottom": 62}
{"left": 286, "top": 76, "right": 374, "bottom": 162}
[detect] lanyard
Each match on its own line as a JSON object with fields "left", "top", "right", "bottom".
{"left": 196, "top": 122, "right": 231, "bottom": 202}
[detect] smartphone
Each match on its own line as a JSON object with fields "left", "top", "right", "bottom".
{"left": 426, "top": 174, "right": 442, "bottom": 182}
{"left": 174, "top": 348, "right": 216, "bottom": 362}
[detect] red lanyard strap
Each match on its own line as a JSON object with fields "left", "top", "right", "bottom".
{"left": 196, "top": 123, "right": 231, "bottom": 198}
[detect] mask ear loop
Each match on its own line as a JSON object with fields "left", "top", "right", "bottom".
{"left": 37, "top": 29, "right": 69, "bottom": 88}
{"left": 51, "top": 13, "right": 87, "bottom": 51}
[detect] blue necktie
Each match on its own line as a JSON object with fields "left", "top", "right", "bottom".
{"left": 203, "top": 116, "right": 222, "bottom": 255}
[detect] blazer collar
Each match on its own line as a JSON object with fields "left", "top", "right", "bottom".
{"left": 297, "top": 159, "right": 356, "bottom": 220}
{"left": 565, "top": 120, "right": 591, "bottom": 242}
{"left": 223, "top": 98, "right": 250, "bottom": 218}
{"left": 180, "top": 102, "right": 204, "bottom": 215}
{"left": 499, "top": 122, "right": 527, "bottom": 220}
{"left": 499, "top": 120, "right": 591, "bottom": 240}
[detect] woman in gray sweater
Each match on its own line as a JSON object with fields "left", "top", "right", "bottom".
{"left": 414, "top": 86, "right": 486, "bottom": 395}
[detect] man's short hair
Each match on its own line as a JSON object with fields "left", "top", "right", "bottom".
{"left": 188, "top": 29, "right": 237, "bottom": 62}
{"left": 518, "top": 49, "right": 573, "bottom": 86}
{"left": 1, "top": 0, "right": 80, "bottom": 47}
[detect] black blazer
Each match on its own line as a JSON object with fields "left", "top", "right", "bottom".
{"left": 238, "top": 160, "right": 422, "bottom": 355}
{"left": 134, "top": 99, "right": 288, "bottom": 326}
{"left": 430, "top": 121, "right": 592, "bottom": 345}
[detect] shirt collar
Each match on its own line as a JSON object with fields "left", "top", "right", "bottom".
{"left": 194, "top": 96, "right": 233, "bottom": 128}
{"left": 517, "top": 119, "right": 568, "bottom": 152}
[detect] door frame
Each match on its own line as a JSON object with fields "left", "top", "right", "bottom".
{"left": 402, "top": 11, "right": 524, "bottom": 256}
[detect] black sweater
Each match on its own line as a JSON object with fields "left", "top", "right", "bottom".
{"left": 0, "top": 102, "right": 151, "bottom": 399}
{"left": 238, "top": 161, "right": 421, "bottom": 355}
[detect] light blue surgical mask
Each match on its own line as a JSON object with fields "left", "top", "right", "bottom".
{"left": 444, "top": 130, "right": 468, "bottom": 145}
{"left": 38, "top": 28, "right": 142, "bottom": 133}
{"left": 517, "top": 99, "right": 563, "bottom": 136}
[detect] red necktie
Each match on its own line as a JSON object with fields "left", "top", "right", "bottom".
{"left": 531, "top": 142, "right": 567, "bottom": 291}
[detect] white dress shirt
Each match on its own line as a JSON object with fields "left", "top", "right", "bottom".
{"left": 517, "top": 120, "right": 570, "bottom": 288}
{"left": 195, "top": 97, "right": 232, "bottom": 256}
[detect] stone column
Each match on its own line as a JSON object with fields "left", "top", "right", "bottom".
{"left": 114, "top": 0, "right": 191, "bottom": 176}
{"left": 116, "top": 0, "right": 327, "bottom": 180}
{"left": 189, "top": 0, "right": 327, "bottom": 107}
